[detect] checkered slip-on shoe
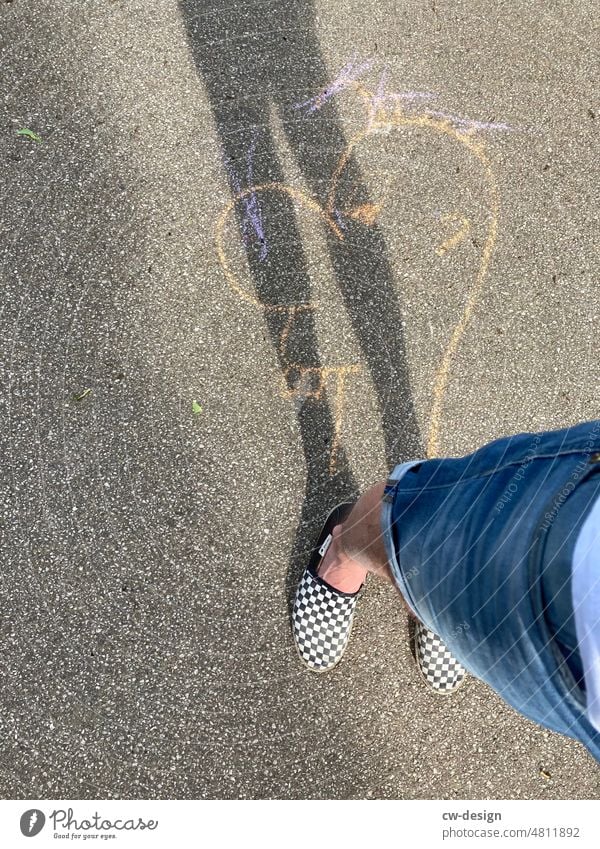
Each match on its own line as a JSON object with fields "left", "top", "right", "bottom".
{"left": 414, "top": 621, "right": 468, "bottom": 694}
{"left": 292, "top": 502, "right": 361, "bottom": 672}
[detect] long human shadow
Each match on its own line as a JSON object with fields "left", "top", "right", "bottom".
{"left": 179, "top": 0, "right": 423, "bottom": 598}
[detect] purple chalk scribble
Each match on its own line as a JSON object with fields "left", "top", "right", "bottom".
{"left": 422, "top": 108, "right": 513, "bottom": 133}
{"left": 294, "top": 56, "right": 374, "bottom": 114}
{"left": 292, "top": 54, "right": 512, "bottom": 136}
{"left": 368, "top": 68, "right": 437, "bottom": 125}
{"left": 332, "top": 208, "right": 347, "bottom": 230}
{"left": 367, "top": 68, "right": 389, "bottom": 125}
{"left": 224, "top": 129, "right": 268, "bottom": 261}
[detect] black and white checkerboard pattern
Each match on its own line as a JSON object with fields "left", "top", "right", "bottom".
{"left": 293, "top": 566, "right": 358, "bottom": 671}
{"left": 415, "top": 623, "right": 467, "bottom": 693}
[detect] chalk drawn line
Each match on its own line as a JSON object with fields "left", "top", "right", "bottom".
{"left": 215, "top": 62, "right": 504, "bottom": 466}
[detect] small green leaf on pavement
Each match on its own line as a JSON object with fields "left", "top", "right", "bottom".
{"left": 16, "top": 128, "right": 42, "bottom": 142}
{"left": 192, "top": 400, "right": 202, "bottom": 414}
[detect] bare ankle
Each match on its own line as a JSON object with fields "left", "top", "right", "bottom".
{"left": 317, "top": 524, "right": 367, "bottom": 593}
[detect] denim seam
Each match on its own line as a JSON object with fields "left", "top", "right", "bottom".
{"left": 390, "top": 481, "right": 424, "bottom": 619}
{"left": 382, "top": 460, "right": 424, "bottom": 619}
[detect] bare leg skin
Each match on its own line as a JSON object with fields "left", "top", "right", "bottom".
{"left": 317, "top": 482, "right": 393, "bottom": 593}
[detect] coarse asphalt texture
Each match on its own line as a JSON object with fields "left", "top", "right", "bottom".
{"left": 0, "top": 0, "right": 599, "bottom": 798}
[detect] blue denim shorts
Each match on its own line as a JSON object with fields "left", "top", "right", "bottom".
{"left": 380, "top": 420, "right": 600, "bottom": 762}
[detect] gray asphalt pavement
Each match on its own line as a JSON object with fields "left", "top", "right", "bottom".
{"left": 0, "top": 0, "right": 599, "bottom": 798}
